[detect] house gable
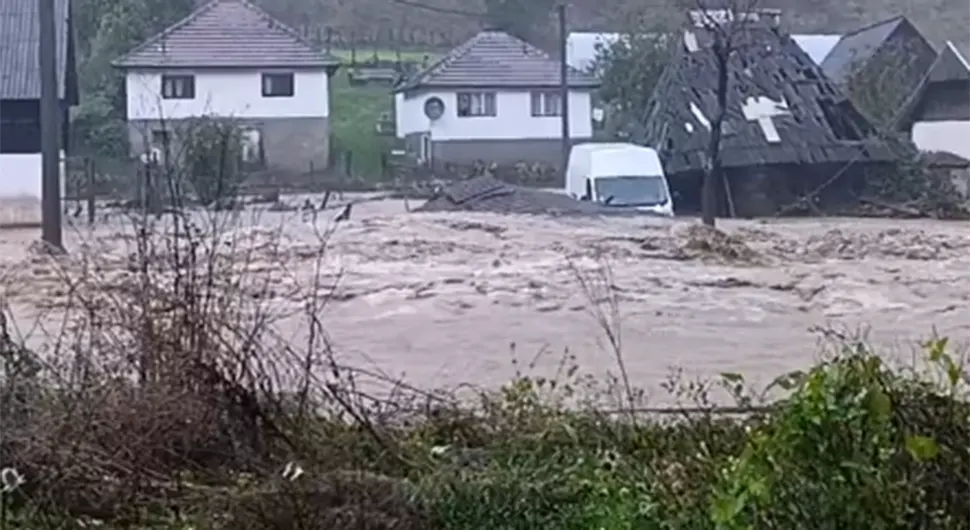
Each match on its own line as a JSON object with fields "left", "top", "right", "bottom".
{"left": 821, "top": 16, "right": 936, "bottom": 88}
{"left": 111, "top": 0, "right": 339, "bottom": 69}
{"left": 395, "top": 30, "right": 599, "bottom": 94}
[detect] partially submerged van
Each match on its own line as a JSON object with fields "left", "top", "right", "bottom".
{"left": 565, "top": 143, "right": 674, "bottom": 216}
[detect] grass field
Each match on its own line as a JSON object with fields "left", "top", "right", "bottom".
{"left": 329, "top": 48, "right": 440, "bottom": 63}
{"left": 328, "top": 49, "right": 442, "bottom": 179}
{"left": 329, "top": 72, "right": 393, "bottom": 179}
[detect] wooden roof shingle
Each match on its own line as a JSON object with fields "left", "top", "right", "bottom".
{"left": 638, "top": 23, "right": 893, "bottom": 175}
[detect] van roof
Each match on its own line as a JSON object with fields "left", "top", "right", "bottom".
{"left": 573, "top": 143, "right": 659, "bottom": 154}
{"left": 589, "top": 146, "right": 664, "bottom": 176}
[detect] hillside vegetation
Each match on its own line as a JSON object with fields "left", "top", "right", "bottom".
{"left": 257, "top": 0, "right": 969, "bottom": 53}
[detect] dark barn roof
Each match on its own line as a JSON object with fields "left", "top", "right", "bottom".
{"left": 638, "top": 23, "right": 892, "bottom": 176}
{"left": 112, "top": 0, "right": 339, "bottom": 69}
{"left": 394, "top": 30, "right": 600, "bottom": 94}
{"left": 0, "top": 0, "right": 73, "bottom": 99}
{"left": 928, "top": 42, "right": 970, "bottom": 83}
{"left": 820, "top": 16, "right": 911, "bottom": 86}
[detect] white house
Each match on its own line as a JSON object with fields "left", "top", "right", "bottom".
{"left": 0, "top": 0, "right": 75, "bottom": 226}
{"left": 908, "top": 42, "right": 970, "bottom": 160}
{"left": 111, "top": 0, "right": 340, "bottom": 176}
{"left": 393, "top": 30, "right": 600, "bottom": 167}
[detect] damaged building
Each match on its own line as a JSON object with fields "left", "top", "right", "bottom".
{"left": 637, "top": 9, "right": 894, "bottom": 217}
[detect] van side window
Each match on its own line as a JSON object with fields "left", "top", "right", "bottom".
{"left": 584, "top": 179, "right": 592, "bottom": 200}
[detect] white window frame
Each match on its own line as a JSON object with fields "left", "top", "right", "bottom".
{"left": 457, "top": 91, "right": 497, "bottom": 117}
{"left": 161, "top": 74, "right": 195, "bottom": 99}
{"left": 530, "top": 91, "right": 562, "bottom": 117}
{"left": 261, "top": 72, "right": 295, "bottom": 97}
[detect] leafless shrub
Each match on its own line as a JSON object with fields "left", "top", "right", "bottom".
{"left": 0, "top": 120, "right": 443, "bottom": 526}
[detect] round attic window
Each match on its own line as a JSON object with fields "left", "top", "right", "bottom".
{"left": 424, "top": 97, "right": 445, "bottom": 121}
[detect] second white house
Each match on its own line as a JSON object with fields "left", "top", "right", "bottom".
{"left": 393, "top": 30, "right": 601, "bottom": 167}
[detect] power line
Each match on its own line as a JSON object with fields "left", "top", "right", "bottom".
{"left": 391, "top": 0, "right": 485, "bottom": 19}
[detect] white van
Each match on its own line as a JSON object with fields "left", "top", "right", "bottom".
{"left": 565, "top": 143, "right": 674, "bottom": 216}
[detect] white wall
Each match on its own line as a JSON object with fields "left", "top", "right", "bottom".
{"left": 125, "top": 69, "right": 330, "bottom": 120}
{"left": 395, "top": 90, "right": 593, "bottom": 140}
{"left": 912, "top": 121, "right": 970, "bottom": 159}
{"left": 0, "top": 153, "right": 67, "bottom": 227}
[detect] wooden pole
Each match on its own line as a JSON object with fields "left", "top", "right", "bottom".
{"left": 39, "top": 0, "right": 63, "bottom": 248}
{"left": 557, "top": 4, "right": 571, "bottom": 175}
{"left": 86, "top": 158, "right": 96, "bottom": 224}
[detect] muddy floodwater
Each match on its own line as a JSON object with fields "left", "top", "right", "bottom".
{"left": 1, "top": 196, "right": 968, "bottom": 403}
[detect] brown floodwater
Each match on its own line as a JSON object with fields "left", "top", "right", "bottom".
{"left": 2, "top": 195, "right": 968, "bottom": 404}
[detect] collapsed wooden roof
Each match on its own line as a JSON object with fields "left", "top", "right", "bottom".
{"left": 637, "top": 18, "right": 894, "bottom": 175}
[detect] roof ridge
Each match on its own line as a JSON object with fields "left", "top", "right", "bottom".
{"left": 111, "top": 0, "right": 334, "bottom": 67}
{"left": 234, "top": 0, "right": 332, "bottom": 58}
{"left": 112, "top": 0, "right": 219, "bottom": 66}
{"left": 839, "top": 14, "right": 904, "bottom": 39}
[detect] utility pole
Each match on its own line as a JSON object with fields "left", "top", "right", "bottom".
{"left": 557, "top": 3, "right": 571, "bottom": 174}
{"left": 39, "top": 0, "right": 63, "bottom": 250}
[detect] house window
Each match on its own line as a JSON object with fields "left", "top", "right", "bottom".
{"left": 161, "top": 75, "right": 195, "bottom": 99}
{"left": 530, "top": 91, "right": 562, "bottom": 117}
{"left": 457, "top": 92, "right": 497, "bottom": 117}
{"left": 0, "top": 102, "right": 40, "bottom": 153}
{"left": 262, "top": 73, "right": 295, "bottom": 97}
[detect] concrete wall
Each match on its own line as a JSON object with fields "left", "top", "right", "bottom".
{"left": 127, "top": 116, "right": 331, "bottom": 176}
{"left": 912, "top": 121, "right": 970, "bottom": 160}
{"left": 403, "top": 133, "right": 592, "bottom": 167}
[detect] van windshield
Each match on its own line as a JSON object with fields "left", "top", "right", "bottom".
{"left": 594, "top": 176, "right": 668, "bottom": 207}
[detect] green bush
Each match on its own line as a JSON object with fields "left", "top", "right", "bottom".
{"left": 180, "top": 118, "right": 246, "bottom": 206}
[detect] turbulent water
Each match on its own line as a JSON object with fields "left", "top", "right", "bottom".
{"left": 2, "top": 195, "right": 969, "bottom": 403}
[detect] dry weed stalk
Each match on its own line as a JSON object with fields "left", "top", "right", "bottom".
{"left": 0, "top": 161, "right": 443, "bottom": 525}
{"left": 567, "top": 254, "right": 641, "bottom": 421}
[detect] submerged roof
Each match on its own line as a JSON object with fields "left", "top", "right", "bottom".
{"left": 112, "top": 0, "right": 339, "bottom": 69}
{"left": 0, "top": 0, "right": 71, "bottom": 99}
{"left": 395, "top": 30, "right": 600, "bottom": 93}
{"left": 638, "top": 24, "right": 891, "bottom": 175}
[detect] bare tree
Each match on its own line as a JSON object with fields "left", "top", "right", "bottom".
{"left": 688, "top": 0, "right": 763, "bottom": 227}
